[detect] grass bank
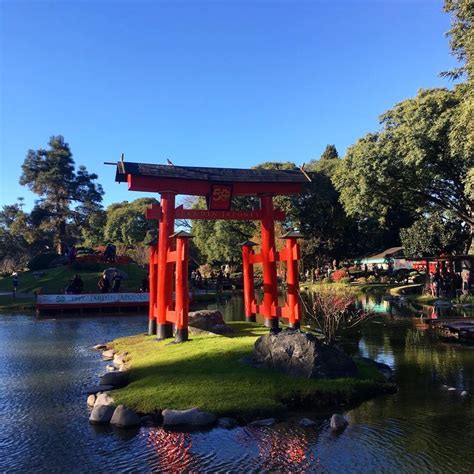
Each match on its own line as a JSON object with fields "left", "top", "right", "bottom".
{"left": 112, "top": 322, "right": 396, "bottom": 420}
{"left": 0, "top": 263, "right": 148, "bottom": 311}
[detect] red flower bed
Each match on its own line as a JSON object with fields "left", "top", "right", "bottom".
{"left": 331, "top": 269, "right": 348, "bottom": 282}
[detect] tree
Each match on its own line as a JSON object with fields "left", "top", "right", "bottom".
{"left": 104, "top": 198, "right": 159, "bottom": 247}
{"left": 192, "top": 197, "right": 256, "bottom": 264}
{"left": 443, "top": 0, "right": 474, "bottom": 80}
{"left": 320, "top": 144, "right": 339, "bottom": 161}
{"left": 400, "top": 211, "right": 469, "bottom": 258}
{"left": 19, "top": 136, "right": 104, "bottom": 253}
{"left": 333, "top": 88, "right": 474, "bottom": 252}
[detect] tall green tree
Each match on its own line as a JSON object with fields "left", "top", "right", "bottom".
{"left": 333, "top": 88, "right": 473, "bottom": 252}
{"left": 19, "top": 136, "right": 104, "bottom": 253}
{"left": 400, "top": 211, "right": 469, "bottom": 258}
{"left": 104, "top": 198, "right": 158, "bottom": 246}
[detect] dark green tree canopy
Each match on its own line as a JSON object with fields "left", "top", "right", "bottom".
{"left": 104, "top": 198, "right": 159, "bottom": 247}
{"left": 320, "top": 144, "right": 339, "bottom": 160}
{"left": 333, "top": 88, "right": 473, "bottom": 253}
{"left": 19, "top": 136, "right": 104, "bottom": 253}
{"left": 401, "top": 211, "right": 469, "bottom": 258}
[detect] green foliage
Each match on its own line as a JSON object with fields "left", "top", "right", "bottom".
{"left": 400, "top": 211, "right": 469, "bottom": 258}
{"left": 320, "top": 144, "right": 339, "bottom": 160}
{"left": 27, "top": 253, "right": 59, "bottom": 271}
{"left": 192, "top": 197, "right": 256, "bottom": 264}
{"left": 19, "top": 136, "right": 104, "bottom": 253}
{"left": 334, "top": 88, "right": 473, "bottom": 252}
{"left": 104, "top": 198, "right": 158, "bottom": 246}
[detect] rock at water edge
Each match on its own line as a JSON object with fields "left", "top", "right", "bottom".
{"left": 87, "top": 394, "right": 96, "bottom": 407}
{"left": 188, "top": 310, "right": 225, "bottom": 331}
{"left": 162, "top": 408, "right": 217, "bottom": 427}
{"left": 253, "top": 329, "right": 357, "bottom": 379}
{"left": 94, "top": 393, "right": 115, "bottom": 407}
{"left": 217, "top": 417, "right": 238, "bottom": 429}
{"left": 100, "top": 371, "right": 129, "bottom": 387}
{"left": 102, "top": 349, "right": 116, "bottom": 360}
{"left": 89, "top": 405, "right": 115, "bottom": 424}
{"left": 110, "top": 405, "right": 141, "bottom": 428}
{"left": 92, "top": 343, "right": 108, "bottom": 351}
{"left": 84, "top": 385, "right": 115, "bottom": 395}
{"left": 330, "top": 414, "right": 347, "bottom": 431}
{"left": 461, "top": 391, "right": 469, "bottom": 397}
{"left": 249, "top": 418, "right": 276, "bottom": 427}
{"left": 299, "top": 417, "right": 317, "bottom": 427}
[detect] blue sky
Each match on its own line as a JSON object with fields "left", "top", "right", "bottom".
{"left": 0, "top": 0, "right": 457, "bottom": 210}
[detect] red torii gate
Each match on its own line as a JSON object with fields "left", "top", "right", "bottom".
{"left": 115, "top": 161, "right": 309, "bottom": 342}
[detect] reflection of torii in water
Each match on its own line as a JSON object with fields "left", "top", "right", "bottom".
{"left": 115, "top": 160, "right": 309, "bottom": 342}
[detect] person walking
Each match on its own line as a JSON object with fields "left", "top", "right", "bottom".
{"left": 98, "top": 272, "right": 110, "bottom": 293}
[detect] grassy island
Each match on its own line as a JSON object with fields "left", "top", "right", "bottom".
{"left": 112, "top": 322, "right": 396, "bottom": 420}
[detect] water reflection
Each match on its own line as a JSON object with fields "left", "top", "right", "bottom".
{"left": 1, "top": 295, "right": 474, "bottom": 472}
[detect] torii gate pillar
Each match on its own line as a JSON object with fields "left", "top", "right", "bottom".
{"left": 260, "top": 194, "right": 279, "bottom": 329}
{"left": 156, "top": 191, "right": 175, "bottom": 340}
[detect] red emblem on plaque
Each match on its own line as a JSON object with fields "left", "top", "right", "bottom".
{"left": 208, "top": 184, "right": 232, "bottom": 210}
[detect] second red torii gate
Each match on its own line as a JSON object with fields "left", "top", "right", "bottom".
{"left": 115, "top": 161, "right": 309, "bottom": 341}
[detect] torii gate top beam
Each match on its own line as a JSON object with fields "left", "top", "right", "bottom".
{"left": 115, "top": 161, "right": 309, "bottom": 196}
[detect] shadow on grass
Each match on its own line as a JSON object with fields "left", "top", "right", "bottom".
{"left": 112, "top": 325, "right": 396, "bottom": 420}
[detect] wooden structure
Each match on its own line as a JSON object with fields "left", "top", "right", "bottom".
{"left": 116, "top": 161, "right": 309, "bottom": 341}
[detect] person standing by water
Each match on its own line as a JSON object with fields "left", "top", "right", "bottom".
{"left": 112, "top": 271, "right": 123, "bottom": 293}
{"left": 97, "top": 272, "right": 110, "bottom": 293}
{"left": 12, "top": 273, "right": 19, "bottom": 297}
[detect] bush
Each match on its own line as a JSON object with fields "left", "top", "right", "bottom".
{"left": 340, "top": 277, "right": 351, "bottom": 284}
{"left": 331, "top": 269, "right": 348, "bottom": 282}
{"left": 367, "top": 275, "right": 378, "bottom": 283}
{"left": 355, "top": 276, "right": 367, "bottom": 284}
{"left": 28, "top": 253, "right": 59, "bottom": 271}
{"left": 322, "top": 277, "right": 332, "bottom": 284}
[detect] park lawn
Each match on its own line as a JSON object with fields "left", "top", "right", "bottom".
{"left": 112, "top": 322, "right": 393, "bottom": 419}
{"left": 0, "top": 263, "right": 147, "bottom": 295}
{"left": 0, "top": 295, "right": 35, "bottom": 311}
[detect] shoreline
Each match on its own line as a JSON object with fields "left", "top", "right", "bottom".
{"left": 97, "top": 323, "right": 397, "bottom": 424}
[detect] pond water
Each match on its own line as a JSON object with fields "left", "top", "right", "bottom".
{"left": 1, "top": 293, "right": 473, "bottom": 472}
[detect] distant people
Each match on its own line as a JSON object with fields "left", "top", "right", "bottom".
{"left": 461, "top": 268, "right": 471, "bottom": 295}
{"left": 12, "top": 272, "right": 19, "bottom": 298}
{"left": 364, "top": 264, "right": 368, "bottom": 274}
{"left": 140, "top": 275, "right": 149, "bottom": 293}
{"left": 224, "top": 264, "right": 231, "bottom": 278}
{"left": 98, "top": 272, "right": 110, "bottom": 293}
{"left": 103, "top": 243, "right": 117, "bottom": 263}
{"left": 112, "top": 271, "right": 123, "bottom": 292}
{"left": 66, "top": 274, "right": 84, "bottom": 294}
{"left": 430, "top": 272, "right": 441, "bottom": 298}
{"left": 67, "top": 245, "right": 77, "bottom": 264}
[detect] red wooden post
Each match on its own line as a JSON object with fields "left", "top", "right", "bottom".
{"left": 156, "top": 191, "right": 175, "bottom": 339}
{"left": 282, "top": 230, "right": 302, "bottom": 329}
{"left": 148, "top": 244, "right": 157, "bottom": 335}
{"left": 241, "top": 240, "right": 257, "bottom": 322}
{"left": 260, "top": 194, "right": 279, "bottom": 329}
{"left": 173, "top": 231, "right": 192, "bottom": 343}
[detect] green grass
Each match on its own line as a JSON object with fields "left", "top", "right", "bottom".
{"left": 0, "top": 263, "right": 147, "bottom": 295}
{"left": 0, "top": 295, "right": 35, "bottom": 311}
{"left": 111, "top": 322, "right": 394, "bottom": 419}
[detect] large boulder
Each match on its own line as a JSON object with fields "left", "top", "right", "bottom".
{"left": 100, "top": 371, "right": 129, "bottom": 387}
{"left": 89, "top": 404, "right": 115, "bottom": 424}
{"left": 253, "top": 330, "right": 357, "bottom": 379}
{"left": 188, "top": 310, "right": 225, "bottom": 331}
{"left": 162, "top": 408, "right": 217, "bottom": 427}
{"left": 110, "top": 405, "right": 141, "bottom": 428}
{"left": 358, "top": 357, "right": 393, "bottom": 380}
